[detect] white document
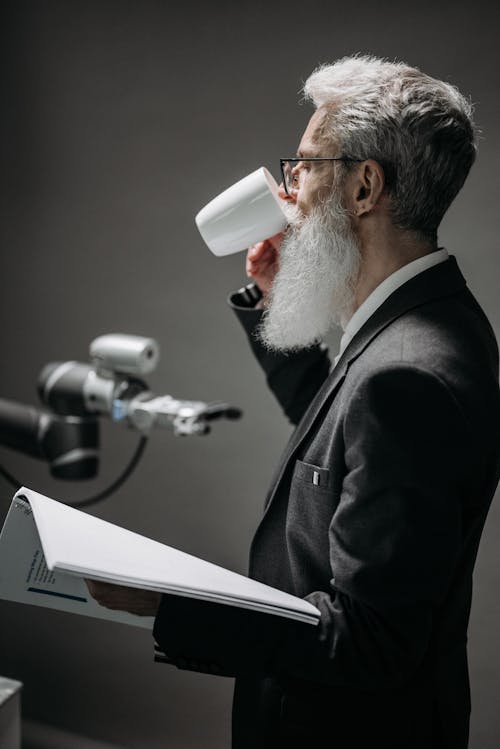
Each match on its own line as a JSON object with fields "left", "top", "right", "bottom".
{"left": 0, "top": 487, "right": 320, "bottom": 629}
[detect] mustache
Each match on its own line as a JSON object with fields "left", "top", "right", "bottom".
{"left": 281, "top": 202, "right": 303, "bottom": 227}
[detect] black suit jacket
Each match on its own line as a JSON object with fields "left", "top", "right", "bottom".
{"left": 154, "top": 257, "right": 500, "bottom": 749}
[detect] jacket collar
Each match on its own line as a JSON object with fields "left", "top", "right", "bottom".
{"left": 337, "top": 254, "right": 464, "bottom": 370}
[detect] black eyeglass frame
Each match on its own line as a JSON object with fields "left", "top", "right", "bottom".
{"left": 279, "top": 157, "right": 364, "bottom": 196}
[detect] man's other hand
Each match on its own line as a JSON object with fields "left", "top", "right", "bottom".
{"left": 245, "top": 231, "right": 283, "bottom": 300}
{"left": 85, "top": 579, "right": 162, "bottom": 617}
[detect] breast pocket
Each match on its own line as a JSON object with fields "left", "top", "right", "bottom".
{"left": 286, "top": 460, "right": 334, "bottom": 588}
{"left": 291, "top": 459, "right": 330, "bottom": 492}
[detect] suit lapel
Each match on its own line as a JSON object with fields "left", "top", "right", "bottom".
{"left": 258, "top": 256, "right": 466, "bottom": 525}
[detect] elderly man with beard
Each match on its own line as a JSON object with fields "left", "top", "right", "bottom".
{"left": 88, "top": 56, "right": 500, "bottom": 749}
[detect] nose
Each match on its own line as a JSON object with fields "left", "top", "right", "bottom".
{"left": 278, "top": 182, "right": 296, "bottom": 203}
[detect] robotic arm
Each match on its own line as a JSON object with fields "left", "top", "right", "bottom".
{"left": 0, "top": 334, "right": 242, "bottom": 505}
{"left": 38, "top": 334, "right": 241, "bottom": 436}
{"left": 0, "top": 398, "right": 98, "bottom": 479}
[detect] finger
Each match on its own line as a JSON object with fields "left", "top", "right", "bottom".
{"left": 86, "top": 579, "right": 123, "bottom": 596}
{"left": 246, "top": 254, "right": 275, "bottom": 279}
{"left": 267, "top": 231, "right": 285, "bottom": 250}
{"left": 88, "top": 587, "right": 161, "bottom": 615}
{"left": 246, "top": 242, "right": 265, "bottom": 262}
{"left": 246, "top": 242, "right": 276, "bottom": 271}
{"left": 85, "top": 579, "right": 100, "bottom": 596}
{"left": 92, "top": 593, "right": 131, "bottom": 610}
{"left": 247, "top": 238, "right": 279, "bottom": 261}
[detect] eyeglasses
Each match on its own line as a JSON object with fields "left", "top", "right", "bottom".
{"left": 280, "top": 157, "right": 364, "bottom": 197}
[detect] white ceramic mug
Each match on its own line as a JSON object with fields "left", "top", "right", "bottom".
{"left": 195, "top": 167, "right": 288, "bottom": 256}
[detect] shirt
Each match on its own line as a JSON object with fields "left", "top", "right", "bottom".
{"left": 333, "top": 248, "right": 449, "bottom": 368}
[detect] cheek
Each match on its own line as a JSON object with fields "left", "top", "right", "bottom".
{"left": 296, "top": 184, "right": 314, "bottom": 215}
{"left": 297, "top": 192, "right": 317, "bottom": 217}
{"left": 296, "top": 196, "right": 308, "bottom": 215}
{"left": 297, "top": 174, "right": 326, "bottom": 215}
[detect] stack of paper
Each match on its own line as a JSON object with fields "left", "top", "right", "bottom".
{"left": 0, "top": 487, "right": 320, "bottom": 629}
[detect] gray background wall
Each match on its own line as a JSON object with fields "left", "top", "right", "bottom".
{"left": 0, "top": 1, "right": 498, "bottom": 747}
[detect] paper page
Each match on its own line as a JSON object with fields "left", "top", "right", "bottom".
{"left": 15, "top": 487, "right": 320, "bottom": 625}
{"left": 0, "top": 496, "right": 153, "bottom": 629}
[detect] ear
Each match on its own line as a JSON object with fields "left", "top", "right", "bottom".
{"left": 350, "top": 160, "right": 386, "bottom": 216}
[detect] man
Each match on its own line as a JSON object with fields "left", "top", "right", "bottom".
{"left": 88, "top": 56, "right": 500, "bottom": 748}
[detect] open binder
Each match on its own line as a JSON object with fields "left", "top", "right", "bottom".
{"left": 0, "top": 487, "right": 320, "bottom": 629}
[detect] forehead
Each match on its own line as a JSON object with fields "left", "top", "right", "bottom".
{"left": 297, "top": 107, "right": 335, "bottom": 156}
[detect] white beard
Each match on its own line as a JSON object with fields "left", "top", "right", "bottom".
{"left": 258, "top": 194, "right": 361, "bottom": 352}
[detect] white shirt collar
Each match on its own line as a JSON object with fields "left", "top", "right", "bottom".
{"left": 333, "top": 248, "right": 449, "bottom": 368}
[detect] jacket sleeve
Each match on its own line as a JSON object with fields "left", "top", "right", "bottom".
{"left": 153, "top": 594, "right": 292, "bottom": 677}
{"left": 229, "top": 285, "right": 332, "bottom": 425}
{"left": 154, "top": 364, "right": 473, "bottom": 687}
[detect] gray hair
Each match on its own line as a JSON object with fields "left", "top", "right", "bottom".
{"left": 303, "top": 55, "right": 477, "bottom": 242}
